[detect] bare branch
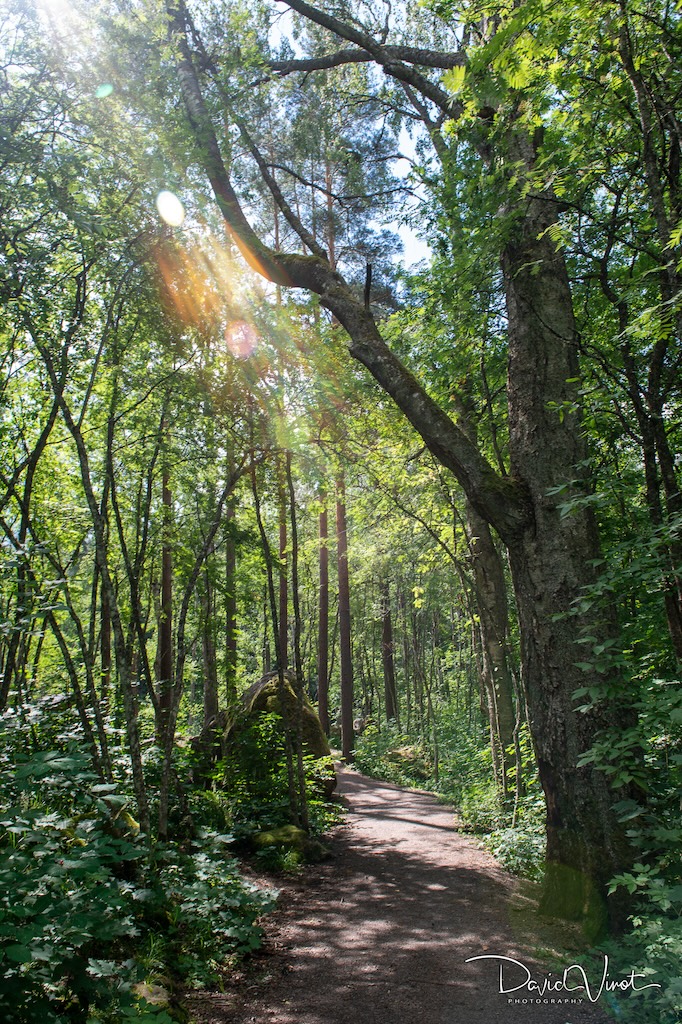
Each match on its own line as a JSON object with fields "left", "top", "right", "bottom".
{"left": 267, "top": 45, "right": 466, "bottom": 75}
{"left": 274, "top": 0, "right": 456, "bottom": 113}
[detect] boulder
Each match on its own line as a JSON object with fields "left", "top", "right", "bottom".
{"left": 223, "top": 670, "right": 336, "bottom": 799}
{"left": 234, "top": 670, "right": 331, "bottom": 760}
{"left": 252, "top": 824, "right": 307, "bottom": 852}
{"left": 252, "top": 823, "right": 332, "bottom": 864}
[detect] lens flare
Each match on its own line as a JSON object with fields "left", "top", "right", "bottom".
{"left": 225, "top": 321, "right": 257, "bottom": 359}
{"left": 95, "top": 83, "right": 114, "bottom": 98}
{"left": 156, "top": 191, "right": 185, "bottom": 227}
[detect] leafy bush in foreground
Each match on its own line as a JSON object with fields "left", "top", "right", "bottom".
{"left": 0, "top": 714, "right": 275, "bottom": 1024}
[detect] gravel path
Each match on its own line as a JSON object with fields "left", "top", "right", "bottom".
{"left": 186, "top": 768, "right": 614, "bottom": 1024}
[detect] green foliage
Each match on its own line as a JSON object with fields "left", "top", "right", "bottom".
{"left": 150, "top": 837, "right": 275, "bottom": 987}
{"left": 486, "top": 790, "right": 546, "bottom": 881}
{"left": 217, "top": 712, "right": 339, "bottom": 842}
{"left": 218, "top": 712, "right": 293, "bottom": 838}
{"left": 354, "top": 724, "right": 433, "bottom": 788}
{"left": 0, "top": 731, "right": 146, "bottom": 1023}
{"left": 0, "top": 710, "right": 275, "bottom": 1022}
{"left": 599, "top": 909, "right": 682, "bottom": 1024}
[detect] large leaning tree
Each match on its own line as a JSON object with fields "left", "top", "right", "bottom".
{"left": 102, "top": 0, "right": 679, "bottom": 928}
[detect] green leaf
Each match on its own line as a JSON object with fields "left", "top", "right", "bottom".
{"left": 442, "top": 66, "right": 466, "bottom": 94}
{"left": 4, "top": 944, "right": 33, "bottom": 962}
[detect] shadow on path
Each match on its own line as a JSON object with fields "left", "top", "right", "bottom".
{"left": 186, "top": 769, "right": 613, "bottom": 1024}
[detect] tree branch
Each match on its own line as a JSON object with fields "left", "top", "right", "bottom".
{"left": 166, "top": 0, "right": 530, "bottom": 544}
{"left": 267, "top": 45, "right": 466, "bottom": 75}
{"left": 274, "top": 0, "right": 456, "bottom": 113}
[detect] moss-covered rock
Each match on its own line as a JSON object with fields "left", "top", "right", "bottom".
{"left": 224, "top": 671, "right": 336, "bottom": 798}
{"left": 253, "top": 824, "right": 308, "bottom": 851}
{"left": 252, "top": 823, "right": 332, "bottom": 865}
{"left": 191, "top": 670, "right": 336, "bottom": 802}
{"left": 236, "top": 671, "right": 331, "bottom": 759}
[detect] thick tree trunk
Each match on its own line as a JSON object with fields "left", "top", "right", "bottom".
{"left": 317, "top": 505, "right": 330, "bottom": 734}
{"left": 167, "top": 19, "right": 634, "bottom": 925}
{"left": 336, "top": 473, "right": 354, "bottom": 761}
{"left": 503, "top": 177, "right": 634, "bottom": 931}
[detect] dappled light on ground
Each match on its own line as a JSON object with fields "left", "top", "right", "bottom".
{"left": 186, "top": 770, "right": 610, "bottom": 1024}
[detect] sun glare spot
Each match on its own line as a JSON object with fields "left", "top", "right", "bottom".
{"left": 225, "top": 321, "right": 257, "bottom": 359}
{"left": 95, "top": 83, "right": 114, "bottom": 98}
{"left": 156, "top": 191, "right": 185, "bottom": 227}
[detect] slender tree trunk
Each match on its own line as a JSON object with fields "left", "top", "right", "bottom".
{"left": 101, "top": 583, "right": 112, "bottom": 704}
{"left": 466, "top": 505, "right": 516, "bottom": 798}
{"left": 336, "top": 473, "right": 354, "bottom": 761}
{"left": 157, "top": 462, "right": 173, "bottom": 742}
{"left": 250, "top": 450, "right": 299, "bottom": 823}
{"left": 0, "top": 397, "right": 60, "bottom": 709}
{"left": 278, "top": 458, "right": 288, "bottom": 671}
{"left": 380, "top": 579, "right": 399, "bottom": 723}
{"left": 286, "top": 452, "right": 309, "bottom": 830}
{"left": 317, "top": 503, "right": 330, "bottom": 734}
{"left": 157, "top": 462, "right": 245, "bottom": 837}
{"left": 225, "top": 455, "right": 238, "bottom": 704}
{"left": 398, "top": 588, "right": 412, "bottom": 733}
{"left": 202, "top": 569, "right": 219, "bottom": 725}
{"left": 262, "top": 587, "right": 271, "bottom": 674}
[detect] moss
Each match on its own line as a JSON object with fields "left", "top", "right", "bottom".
{"left": 253, "top": 824, "right": 307, "bottom": 851}
{"left": 227, "top": 671, "right": 332, "bottom": 761}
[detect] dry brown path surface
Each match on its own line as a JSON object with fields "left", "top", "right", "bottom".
{"left": 186, "top": 768, "right": 614, "bottom": 1024}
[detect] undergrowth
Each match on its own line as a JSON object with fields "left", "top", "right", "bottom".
{"left": 0, "top": 697, "right": 338, "bottom": 1023}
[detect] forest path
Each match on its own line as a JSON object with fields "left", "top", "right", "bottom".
{"left": 185, "top": 768, "right": 611, "bottom": 1024}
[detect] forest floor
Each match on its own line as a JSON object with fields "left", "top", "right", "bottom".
{"left": 184, "top": 768, "right": 615, "bottom": 1024}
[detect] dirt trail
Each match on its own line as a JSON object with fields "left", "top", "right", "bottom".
{"left": 186, "top": 769, "right": 613, "bottom": 1024}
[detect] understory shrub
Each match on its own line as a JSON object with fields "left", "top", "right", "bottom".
{"left": 353, "top": 723, "right": 433, "bottom": 787}
{"left": 0, "top": 707, "right": 275, "bottom": 1024}
{"left": 217, "top": 711, "right": 340, "bottom": 843}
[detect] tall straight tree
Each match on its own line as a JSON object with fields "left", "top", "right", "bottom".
{"left": 380, "top": 579, "right": 398, "bottom": 724}
{"left": 317, "top": 499, "right": 330, "bottom": 734}
{"left": 336, "top": 473, "right": 354, "bottom": 761}
{"left": 158, "top": 458, "right": 174, "bottom": 742}
{"left": 277, "top": 457, "right": 288, "bottom": 671}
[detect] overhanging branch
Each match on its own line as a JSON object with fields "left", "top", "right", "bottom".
{"left": 268, "top": 45, "right": 467, "bottom": 75}
{"left": 166, "top": 0, "right": 530, "bottom": 544}
{"left": 275, "top": 0, "right": 456, "bottom": 113}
